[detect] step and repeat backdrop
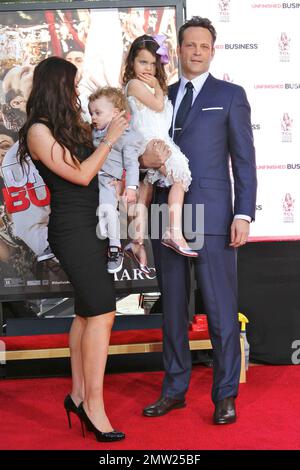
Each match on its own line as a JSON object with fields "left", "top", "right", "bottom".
{"left": 0, "top": 0, "right": 299, "bottom": 299}
{"left": 187, "top": 0, "right": 300, "bottom": 242}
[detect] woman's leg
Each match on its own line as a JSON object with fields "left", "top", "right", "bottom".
{"left": 69, "top": 315, "right": 87, "bottom": 406}
{"left": 81, "top": 311, "right": 115, "bottom": 432}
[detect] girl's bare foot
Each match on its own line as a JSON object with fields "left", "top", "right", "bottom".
{"left": 124, "top": 240, "right": 151, "bottom": 274}
{"left": 165, "top": 228, "right": 190, "bottom": 250}
{"left": 131, "top": 241, "right": 148, "bottom": 266}
{"left": 161, "top": 228, "right": 199, "bottom": 258}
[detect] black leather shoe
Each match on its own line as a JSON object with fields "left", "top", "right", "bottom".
{"left": 213, "top": 397, "right": 237, "bottom": 424}
{"left": 143, "top": 396, "right": 186, "bottom": 417}
{"left": 78, "top": 403, "right": 125, "bottom": 442}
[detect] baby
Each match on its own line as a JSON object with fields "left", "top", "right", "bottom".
{"left": 89, "top": 87, "right": 142, "bottom": 274}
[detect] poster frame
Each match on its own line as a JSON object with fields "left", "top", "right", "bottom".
{"left": 0, "top": 0, "right": 186, "bottom": 303}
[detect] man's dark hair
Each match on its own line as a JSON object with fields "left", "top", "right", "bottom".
{"left": 178, "top": 16, "right": 217, "bottom": 47}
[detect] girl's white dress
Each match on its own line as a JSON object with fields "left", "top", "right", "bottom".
{"left": 125, "top": 81, "right": 192, "bottom": 191}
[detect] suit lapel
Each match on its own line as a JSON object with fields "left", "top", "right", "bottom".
{"left": 180, "top": 74, "right": 215, "bottom": 138}
{"left": 168, "top": 81, "right": 180, "bottom": 136}
{"left": 168, "top": 80, "right": 180, "bottom": 108}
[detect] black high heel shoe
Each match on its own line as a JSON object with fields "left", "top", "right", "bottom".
{"left": 64, "top": 394, "right": 80, "bottom": 429}
{"left": 78, "top": 402, "right": 125, "bottom": 442}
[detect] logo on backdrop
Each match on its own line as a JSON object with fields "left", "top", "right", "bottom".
{"left": 278, "top": 32, "right": 291, "bottom": 62}
{"left": 282, "top": 193, "right": 295, "bottom": 223}
{"left": 254, "top": 83, "right": 300, "bottom": 89}
{"left": 281, "top": 113, "right": 293, "bottom": 142}
{"left": 287, "top": 164, "right": 300, "bottom": 170}
{"left": 252, "top": 3, "right": 300, "bottom": 8}
{"left": 216, "top": 43, "right": 258, "bottom": 50}
{"left": 282, "top": 3, "right": 300, "bottom": 8}
{"left": 223, "top": 73, "right": 233, "bottom": 83}
{"left": 285, "top": 83, "right": 300, "bottom": 89}
{"left": 218, "top": 0, "right": 230, "bottom": 22}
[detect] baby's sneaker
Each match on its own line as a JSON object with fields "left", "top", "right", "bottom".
{"left": 107, "top": 246, "right": 124, "bottom": 274}
{"left": 37, "top": 245, "right": 55, "bottom": 262}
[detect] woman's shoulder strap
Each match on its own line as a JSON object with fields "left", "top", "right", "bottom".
{"left": 31, "top": 119, "right": 53, "bottom": 130}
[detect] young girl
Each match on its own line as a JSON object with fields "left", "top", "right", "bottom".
{"left": 123, "top": 34, "right": 198, "bottom": 271}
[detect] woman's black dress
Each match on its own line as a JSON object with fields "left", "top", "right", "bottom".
{"left": 31, "top": 122, "right": 116, "bottom": 317}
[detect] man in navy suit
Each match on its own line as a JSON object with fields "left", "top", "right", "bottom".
{"left": 140, "top": 17, "right": 257, "bottom": 424}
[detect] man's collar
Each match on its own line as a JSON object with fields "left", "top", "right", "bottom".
{"left": 180, "top": 72, "right": 210, "bottom": 93}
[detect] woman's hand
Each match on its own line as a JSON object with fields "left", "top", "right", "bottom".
{"left": 137, "top": 73, "right": 159, "bottom": 89}
{"left": 106, "top": 111, "right": 128, "bottom": 145}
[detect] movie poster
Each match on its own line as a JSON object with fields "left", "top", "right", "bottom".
{"left": 0, "top": 5, "right": 179, "bottom": 298}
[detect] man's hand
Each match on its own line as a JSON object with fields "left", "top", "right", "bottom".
{"left": 139, "top": 139, "right": 171, "bottom": 169}
{"left": 230, "top": 219, "right": 250, "bottom": 248}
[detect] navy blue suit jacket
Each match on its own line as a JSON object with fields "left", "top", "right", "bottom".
{"left": 168, "top": 74, "right": 257, "bottom": 236}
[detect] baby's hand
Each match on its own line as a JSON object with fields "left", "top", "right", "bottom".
{"left": 124, "top": 188, "right": 137, "bottom": 204}
{"left": 137, "top": 73, "right": 159, "bottom": 89}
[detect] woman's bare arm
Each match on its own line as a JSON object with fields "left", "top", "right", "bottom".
{"left": 27, "top": 113, "right": 127, "bottom": 186}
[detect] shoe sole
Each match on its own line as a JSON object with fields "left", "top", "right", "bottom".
{"left": 37, "top": 254, "right": 55, "bottom": 262}
{"left": 213, "top": 416, "right": 237, "bottom": 425}
{"left": 107, "top": 261, "right": 124, "bottom": 274}
{"left": 143, "top": 402, "right": 186, "bottom": 417}
{"left": 161, "top": 241, "right": 198, "bottom": 258}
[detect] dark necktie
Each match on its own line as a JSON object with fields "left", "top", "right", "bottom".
{"left": 174, "top": 81, "right": 194, "bottom": 142}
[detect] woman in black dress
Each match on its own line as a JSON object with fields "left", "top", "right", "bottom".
{"left": 18, "top": 57, "right": 128, "bottom": 442}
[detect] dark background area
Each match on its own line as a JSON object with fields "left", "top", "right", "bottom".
{"left": 2, "top": 241, "right": 300, "bottom": 367}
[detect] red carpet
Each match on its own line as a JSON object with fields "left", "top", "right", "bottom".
{"left": 0, "top": 365, "right": 300, "bottom": 450}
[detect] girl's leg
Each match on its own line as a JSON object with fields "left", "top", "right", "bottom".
{"left": 167, "top": 182, "right": 191, "bottom": 250}
{"left": 128, "top": 181, "right": 153, "bottom": 266}
{"left": 82, "top": 311, "right": 115, "bottom": 432}
{"left": 69, "top": 315, "right": 87, "bottom": 406}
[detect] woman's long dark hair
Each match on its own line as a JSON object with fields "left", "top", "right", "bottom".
{"left": 18, "top": 56, "right": 92, "bottom": 167}
{"left": 123, "top": 35, "right": 168, "bottom": 94}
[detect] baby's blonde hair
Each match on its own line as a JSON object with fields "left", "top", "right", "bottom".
{"left": 89, "top": 86, "right": 128, "bottom": 112}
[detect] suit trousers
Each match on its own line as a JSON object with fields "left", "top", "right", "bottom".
{"left": 152, "top": 188, "right": 241, "bottom": 403}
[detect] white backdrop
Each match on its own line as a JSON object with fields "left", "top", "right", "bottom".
{"left": 186, "top": 0, "right": 300, "bottom": 240}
